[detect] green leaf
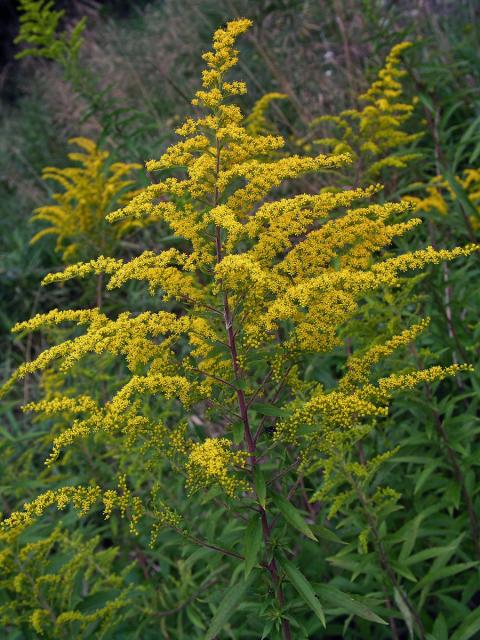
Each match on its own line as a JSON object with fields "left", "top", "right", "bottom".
{"left": 414, "top": 460, "right": 440, "bottom": 495}
{"left": 444, "top": 169, "right": 480, "bottom": 222}
{"left": 394, "top": 588, "right": 414, "bottom": 639}
{"left": 389, "top": 561, "right": 418, "bottom": 583}
{"left": 451, "top": 606, "right": 480, "bottom": 640}
{"left": 254, "top": 467, "right": 267, "bottom": 509}
{"left": 316, "top": 585, "right": 387, "bottom": 625}
{"left": 235, "top": 378, "right": 249, "bottom": 391}
{"left": 0, "top": 426, "right": 15, "bottom": 441}
{"left": 243, "top": 516, "right": 262, "bottom": 578}
{"left": 273, "top": 495, "right": 317, "bottom": 541}
{"left": 432, "top": 613, "right": 449, "bottom": 640}
{"left": 414, "top": 562, "right": 478, "bottom": 590}
{"left": 252, "top": 403, "right": 290, "bottom": 417}
{"left": 311, "top": 524, "right": 346, "bottom": 545}
{"left": 281, "top": 558, "right": 326, "bottom": 627}
{"left": 186, "top": 605, "right": 206, "bottom": 630}
{"left": 261, "top": 620, "right": 274, "bottom": 639}
{"left": 205, "top": 575, "right": 253, "bottom": 640}
{"left": 232, "top": 421, "right": 244, "bottom": 445}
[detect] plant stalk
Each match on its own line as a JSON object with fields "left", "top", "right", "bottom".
{"left": 213, "top": 136, "right": 292, "bottom": 639}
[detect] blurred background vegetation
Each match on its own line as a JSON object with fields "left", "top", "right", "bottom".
{"left": 1, "top": 1, "right": 480, "bottom": 638}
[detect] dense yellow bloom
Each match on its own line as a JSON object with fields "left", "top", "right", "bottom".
{"left": 186, "top": 438, "right": 248, "bottom": 497}
{"left": 340, "top": 319, "right": 431, "bottom": 390}
{"left": 1, "top": 19, "right": 477, "bottom": 543}
{"left": 31, "top": 137, "right": 141, "bottom": 261}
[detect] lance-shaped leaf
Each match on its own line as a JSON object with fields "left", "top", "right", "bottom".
{"left": 280, "top": 558, "right": 326, "bottom": 627}
{"left": 243, "top": 516, "right": 263, "bottom": 578}
{"left": 273, "top": 494, "right": 317, "bottom": 541}
{"left": 316, "top": 584, "right": 387, "bottom": 625}
{"left": 205, "top": 574, "right": 254, "bottom": 640}
{"left": 254, "top": 467, "right": 267, "bottom": 509}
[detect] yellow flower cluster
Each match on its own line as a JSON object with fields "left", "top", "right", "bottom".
{"left": 244, "top": 92, "right": 287, "bottom": 136}
{"left": 1, "top": 485, "right": 101, "bottom": 538}
{"left": 186, "top": 438, "right": 248, "bottom": 497}
{"left": 310, "top": 451, "right": 401, "bottom": 522}
{"left": 1, "top": 19, "right": 477, "bottom": 540}
{"left": 103, "top": 475, "right": 143, "bottom": 534}
{"left": 340, "top": 319, "right": 431, "bottom": 390}
{"left": 0, "top": 525, "right": 129, "bottom": 638}
{"left": 150, "top": 501, "right": 183, "bottom": 547}
{"left": 1, "top": 475, "right": 146, "bottom": 539}
{"left": 310, "top": 42, "right": 421, "bottom": 181}
{"left": 31, "top": 137, "right": 141, "bottom": 262}
{"left": 406, "top": 168, "right": 480, "bottom": 231}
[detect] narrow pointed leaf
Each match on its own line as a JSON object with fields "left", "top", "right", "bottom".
{"left": 243, "top": 516, "right": 262, "bottom": 578}
{"left": 451, "top": 606, "right": 480, "bottom": 640}
{"left": 311, "top": 524, "right": 346, "bottom": 545}
{"left": 254, "top": 467, "right": 266, "bottom": 509}
{"left": 205, "top": 575, "right": 253, "bottom": 640}
{"left": 252, "top": 403, "right": 290, "bottom": 417}
{"left": 281, "top": 558, "right": 326, "bottom": 627}
{"left": 232, "top": 421, "right": 244, "bottom": 444}
{"left": 273, "top": 495, "right": 317, "bottom": 541}
{"left": 316, "top": 585, "right": 387, "bottom": 625}
{"left": 394, "top": 588, "right": 414, "bottom": 639}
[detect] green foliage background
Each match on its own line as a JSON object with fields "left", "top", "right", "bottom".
{"left": 1, "top": 1, "right": 479, "bottom": 638}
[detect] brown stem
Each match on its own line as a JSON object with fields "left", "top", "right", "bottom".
{"left": 384, "top": 594, "right": 401, "bottom": 640}
{"left": 170, "top": 526, "right": 245, "bottom": 562}
{"left": 213, "top": 137, "right": 292, "bottom": 639}
{"left": 261, "top": 509, "right": 292, "bottom": 640}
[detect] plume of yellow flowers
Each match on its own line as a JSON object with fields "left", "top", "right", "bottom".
{"left": 310, "top": 42, "right": 421, "bottom": 183}
{"left": 245, "top": 92, "right": 288, "bottom": 136}
{"left": 186, "top": 438, "right": 249, "bottom": 497}
{"left": 406, "top": 168, "right": 480, "bottom": 232}
{"left": 1, "top": 21, "right": 477, "bottom": 613}
{"left": 31, "top": 137, "right": 141, "bottom": 262}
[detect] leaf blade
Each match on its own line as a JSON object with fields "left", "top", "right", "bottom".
{"left": 281, "top": 558, "right": 326, "bottom": 627}
{"left": 205, "top": 575, "right": 253, "bottom": 640}
{"left": 243, "top": 516, "right": 263, "bottom": 579}
{"left": 316, "top": 585, "right": 387, "bottom": 625}
{"left": 273, "top": 495, "right": 317, "bottom": 542}
{"left": 254, "top": 467, "right": 267, "bottom": 509}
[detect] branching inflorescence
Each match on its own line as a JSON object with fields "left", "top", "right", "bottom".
{"left": 2, "top": 18, "right": 477, "bottom": 638}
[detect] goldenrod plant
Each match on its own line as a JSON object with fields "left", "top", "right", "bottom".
{"left": 245, "top": 92, "right": 287, "bottom": 136}
{"left": 310, "top": 42, "right": 421, "bottom": 186}
{"left": 14, "top": 1, "right": 155, "bottom": 155}
{"left": 1, "top": 19, "right": 478, "bottom": 639}
{"left": 0, "top": 526, "right": 133, "bottom": 638}
{"left": 31, "top": 137, "right": 141, "bottom": 263}
{"left": 407, "top": 168, "right": 480, "bottom": 234}
{"left": 15, "top": 0, "right": 86, "bottom": 73}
